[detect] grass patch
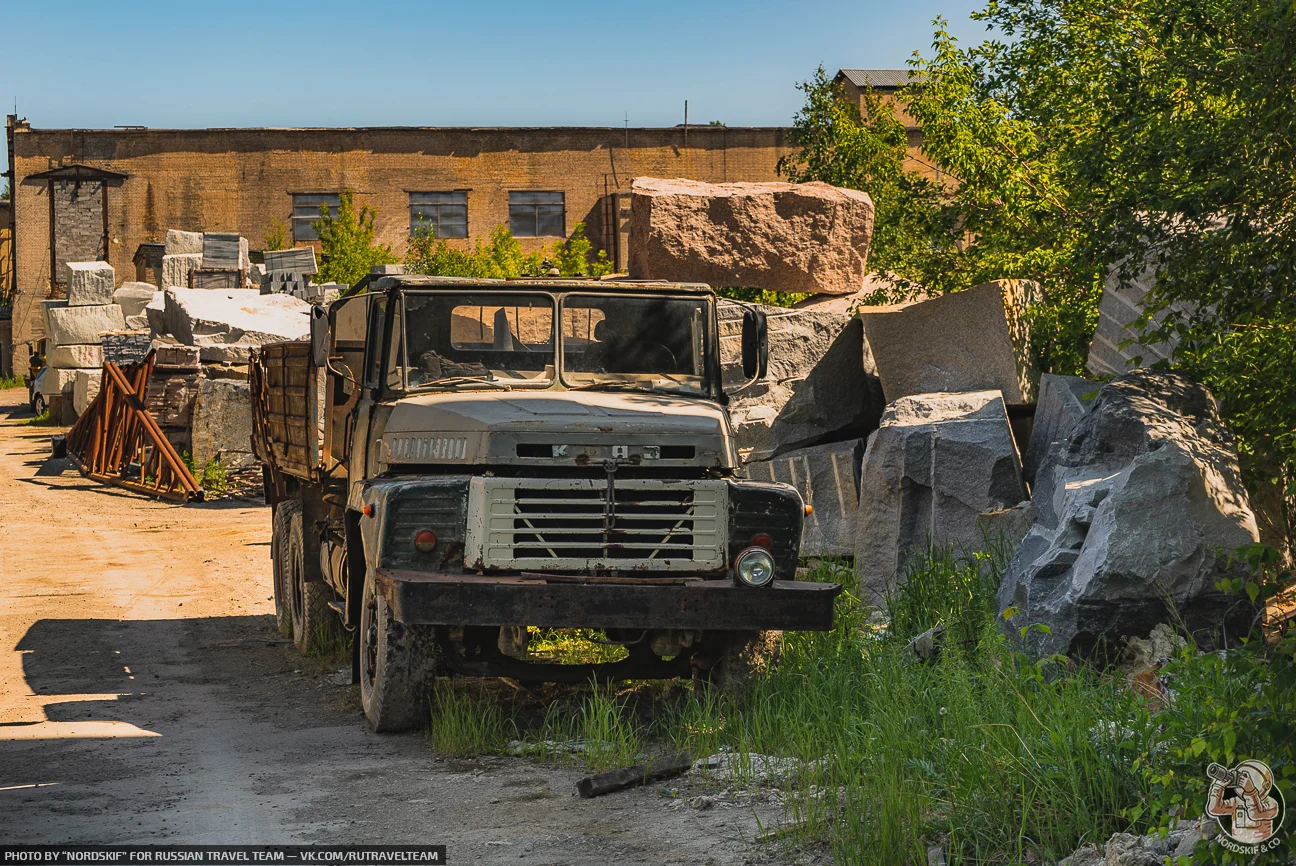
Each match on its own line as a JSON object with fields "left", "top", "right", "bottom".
{"left": 526, "top": 628, "right": 628, "bottom": 664}
{"left": 417, "top": 551, "right": 1293, "bottom": 864}
{"left": 199, "top": 457, "right": 230, "bottom": 494}
{"left": 19, "top": 409, "right": 58, "bottom": 426}
{"left": 0, "top": 375, "right": 26, "bottom": 390}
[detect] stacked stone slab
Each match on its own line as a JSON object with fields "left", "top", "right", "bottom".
{"left": 628, "top": 178, "right": 875, "bottom": 295}
{"left": 40, "top": 262, "right": 125, "bottom": 412}
{"left": 997, "top": 371, "right": 1259, "bottom": 658}
{"left": 261, "top": 247, "right": 319, "bottom": 299}
{"left": 147, "top": 345, "right": 202, "bottom": 454}
{"left": 161, "top": 253, "right": 202, "bottom": 290}
{"left": 854, "top": 391, "right": 1028, "bottom": 608}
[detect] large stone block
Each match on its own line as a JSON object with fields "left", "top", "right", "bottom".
{"left": 113, "top": 282, "right": 158, "bottom": 318}
{"left": 720, "top": 303, "right": 884, "bottom": 461}
{"left": 855, "top": 391, "right": 1028, "bottom": 608}
{"left": 628, "top": 178, "right": 875, "bottom": 295}
{"left": 164, "top": 229, "right": 203, "bottom": 256}
{"left": 746, "top": 440, "right": 861, "bottom": 558}
{"left": 65, "top": 261, "right": 116, "bottom": 306}
{"left": 997, "top": 371, "right": 1259, "bottom": 658}
{"left": 49, "top": 344, "right": 103, "bottom": 369}
{"left": 162, "top": 288, "right": 311, "bottom": 346}
{"left": 46, "top": 304, "right": 126, "bottom": 347}
{"left": 73, "top": 369, "right": 102, "bottom": 416}
{"left": 1022, "top": 374, "right": 1098, "bottom": 484}
{"left": 39, "top": 367, "right": 87, "bottom": 398}
{"left": 859, "top": 281, "right": 1039, "bottom": 404}
{"left": 40, "top": 300, "right": 68, "bottom": 338}
{"left": 201, "top": 233, "right": 247, "bottom": 271}
{"left": 1086, "top": 263, "right": 1192, "bottom": 376}
{"left": 162, "top": 253, "right": 202, "bottom": 289}
{"left": 145, "top": 292, "right": 167, "bottom": 335}
{"left": 191, "top": 379, "right": 255, "bottom": 470}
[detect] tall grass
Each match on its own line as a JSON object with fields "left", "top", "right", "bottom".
{"left": 422, "top": 549, "right": 1156, "bottom": 864}
{"left": 429, "top": 680, "right": 515, "bottom": 757}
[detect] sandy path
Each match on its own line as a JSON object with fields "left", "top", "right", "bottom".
{"left": 0, "top": 388, "right": 789, "bottom": 864}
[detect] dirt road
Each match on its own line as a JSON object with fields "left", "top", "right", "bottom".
{"left": 0, "top": 389, "right": 786, "bottom": 864}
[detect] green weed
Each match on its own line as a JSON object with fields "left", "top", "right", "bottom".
{"left": 0, "top": 375, "right": 26, "bottom": 390}
{"left": 429, "top": 680, "right": 515, "bottom": 757}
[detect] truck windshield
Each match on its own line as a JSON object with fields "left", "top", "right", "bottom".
{"left": 559, "top": 294, "right": 710, "bottom": 395}
{"left": 395, "top": 292, "right": 556, "bottom": 390}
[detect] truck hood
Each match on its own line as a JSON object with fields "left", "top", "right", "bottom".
{"left": 379, "top": 390, "right": 737, "bottom": 469}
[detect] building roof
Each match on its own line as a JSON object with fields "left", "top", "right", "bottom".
{"left": 836, "top": 69, "right": 918, "bottom": 89}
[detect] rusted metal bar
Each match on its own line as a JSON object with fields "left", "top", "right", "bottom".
{"left": 66, "top": 352, "right": 202, "bottom": 503}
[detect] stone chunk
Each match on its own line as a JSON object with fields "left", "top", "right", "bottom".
{"left": 65, "top": 261, "right": 116, "bottom": 306}
{"left": 1022, "top": 374, "right": 1099, "bottom": 484}
{"left": 191, "top": 379, "right": 255, "bottom": 470}
{"left": 996, "top": 371, "right": 1259, "bottom": 658}
{"left": 164, "top": 229, "right": 204, "bottom": 256}
{"left": 263, "top": 247, "right": 318, "bottom": 274}
{"left": 153, "top": 344, "right": 201, "bottom": 369}
{"left": 720, "top": 303, "right": 884, "bottom": 461}
{"left": 101, "top": 331, "right": 151, "bottom": 366}
{"left": 46, "top": 304, "right": 127, "bottom": 346}
{"left": 854, "top": 391, "right": 1027, "bottom": 608}
{"left": 162, "top": 288, "right": 311, "bottom": 346}
{"left": 49, "top": 344, "right": 103, "bottom": 369}
{"left": 73, "top": 370, "right": 102, "bottom": 416}
{"left": 628, "top": 178, "right": 875, "bottom": 295}
{"left": 859, "top": 281, "right": 1039, "bottom": 404}
{"left": 162, "top": 253, "right": 202, "bottom": 289}
{"left": 746, "top": 440, "right": 861, "bottom": 558}
{"left": 114, "top": 282, "right": 158, "bottom": 318}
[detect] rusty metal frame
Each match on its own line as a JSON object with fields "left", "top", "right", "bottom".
{"left": 65, "top": 352, "right": 203, "bottom": 502}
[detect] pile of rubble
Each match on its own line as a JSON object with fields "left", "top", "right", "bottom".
{"left": 640, "top": 176, "right": 1263, "bottom": 659}
{"left": 37, "top": 229, "right": 323, "bottom": 474}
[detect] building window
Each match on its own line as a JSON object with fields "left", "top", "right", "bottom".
{"left": 509, "top": 191, "right": 565, "bottom": 237}
{"left": 292, "top": 193, "right": 341, "bottom": 243}
{"left": 409, "top": 191, "right": 468, "bottom": 239}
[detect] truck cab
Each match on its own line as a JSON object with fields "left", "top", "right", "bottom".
{"left": 252, "top": 276, "right": 839, "bottom": 731}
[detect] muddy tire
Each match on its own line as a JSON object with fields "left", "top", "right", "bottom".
{"left": 358, "top": 568, "right": 439, "bottom": 732}
{"left": 270, "top": 502, "right": 295, "bottom": 639}
{"left": 693, "top": 630, "right": 782, "bottom": 699}
{"left": 284, "top": 498, "right": 342, "bottom": 655}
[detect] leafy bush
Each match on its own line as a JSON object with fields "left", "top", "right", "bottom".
{"left": 405, "top": 222, "right": 612, "bottom": 279}
{"left": 313, "top": 190, "right": 397, "bottom": 285}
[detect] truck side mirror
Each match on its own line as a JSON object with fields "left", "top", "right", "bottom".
{"left": 310, "top": 305, "right": 329, "bottom": 368}
{"left": 741, "top": 310, "right": 768, "bottom": 380}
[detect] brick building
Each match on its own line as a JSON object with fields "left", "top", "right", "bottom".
{"left": 833, "top": 69, "right": 936, "bottom": 181}
{"left": 4, "top": 118, "right": 794, "bottom": 373}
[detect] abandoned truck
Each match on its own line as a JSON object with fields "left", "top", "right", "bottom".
{"left": 250, "top": 276, "right": 840, "bottom": 731}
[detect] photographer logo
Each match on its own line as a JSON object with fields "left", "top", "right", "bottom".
{"left": 1206, "top": 760, "right": 1285, "bottom": 854}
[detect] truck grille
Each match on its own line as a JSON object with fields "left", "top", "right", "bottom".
{"left": 466, "top": 478, "right": 726, "bottom": 572}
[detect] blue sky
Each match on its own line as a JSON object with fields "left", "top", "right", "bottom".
{"left": 2, "top": 0, "right": 987, "bottom": 169}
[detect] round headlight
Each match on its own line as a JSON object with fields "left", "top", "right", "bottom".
{"left": 734, "top": 546, "right": 776, "bottom": 588}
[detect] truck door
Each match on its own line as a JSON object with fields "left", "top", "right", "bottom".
{"left": 346, "top": 293, "right": 389, "bottom": 510}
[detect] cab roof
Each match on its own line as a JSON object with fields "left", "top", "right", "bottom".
{"left": 372, "top": 275, "right": 714, "bottom": 293}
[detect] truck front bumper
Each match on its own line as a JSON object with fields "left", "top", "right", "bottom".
{"left": 374, "top": 568, "right": 841, "bottom": 631}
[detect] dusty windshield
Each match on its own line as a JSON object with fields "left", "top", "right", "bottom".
{"left": 560, "top": 295, "right": 710, "bottom": 394}
{"left": 393, "top": 292, "right": 555, "bottom": 390}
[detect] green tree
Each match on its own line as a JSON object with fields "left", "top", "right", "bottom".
{"left": 263, "top": 218, "right": 287, "bottom": 252}
{"left": 552, "top": 222, "right": 613, "bottom": 277}
{"left": 312, "top": 190, "right": 397, "bottom": 284}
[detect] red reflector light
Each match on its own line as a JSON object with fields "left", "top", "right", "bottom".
{"left": 362, "top": 504, "right": 375, "bottom": 517}
{"left": 751, "top": 533, "right": 773, "bottom": 549}
{"left": 414, "top": 529, "right": 438, "bottom": 553}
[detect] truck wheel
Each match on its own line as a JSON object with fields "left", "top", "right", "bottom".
{"left": 358, "top": 569, "right": 438, "bottom": 732}
{"left": 693, "top": 630, "right": 782, "bottom": 699}
{"left": 270, "top": 503, "right": 297, "bottom": 639}
{"left": 284, "top": 499, "right": 342, "bottom": 655}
